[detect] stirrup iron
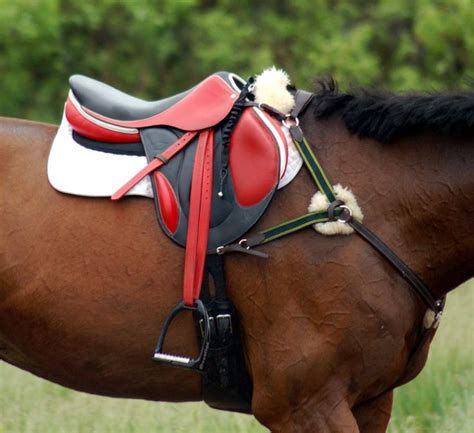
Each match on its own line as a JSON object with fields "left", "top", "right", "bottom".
{"left": 153, "top": 299, "right": 210, "bottom": 370}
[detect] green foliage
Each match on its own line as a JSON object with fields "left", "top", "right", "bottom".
{"left": 0, "top": 0, "right": 472, "bottom": 123}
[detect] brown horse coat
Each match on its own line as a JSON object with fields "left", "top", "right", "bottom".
{"left": 0, "top": 106, "right": 472, "bottom": 432}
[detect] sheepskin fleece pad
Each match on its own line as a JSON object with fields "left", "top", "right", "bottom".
{"left": 308, "top": 184, "right": 364, "bottom": 235}
{"left": 254, "top": 67, "right": 295, "bottom": 114}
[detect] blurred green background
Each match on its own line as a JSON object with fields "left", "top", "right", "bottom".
{"left": 0, "top": 0, "right": 472, "bottom": 123}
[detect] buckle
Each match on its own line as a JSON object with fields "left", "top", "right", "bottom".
{"left": 153, "top": 299, "right": 210, "bottom": 370}
{"left": 199, "top": 314, "right": 233, "bottom": 337}
{"left": 282, "top": 114, "right": 300, "bottom": 129}
{"left": 423, "top": 308, "right": 443, "bottom": 329}
{"left": 216, "top": 314, "right": 233, "bottom": 334}
{"left": 200, "top": 316, "right": 214, "bottom": 337}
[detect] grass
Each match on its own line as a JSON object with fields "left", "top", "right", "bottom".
{"left": 388, "top": 280, "right": 473, "bottom": 433}
{"left": 0, "top": 281, "right": 472, "bottom": 433}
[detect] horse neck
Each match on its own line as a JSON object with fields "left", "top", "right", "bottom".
{"left": 297, "top": 114, "right": 474, "bottom": 300}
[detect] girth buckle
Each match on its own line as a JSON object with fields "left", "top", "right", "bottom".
{"left": 216, "top": 314, "right": 233, "bottom": 335}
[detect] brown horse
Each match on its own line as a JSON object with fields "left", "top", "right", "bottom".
{"left": 0, "top": 81, "right": 473, "bottom": 432}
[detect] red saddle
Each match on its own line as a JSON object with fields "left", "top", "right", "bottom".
{"left": 66, "top": 71, "right": 285, "bottom": 306}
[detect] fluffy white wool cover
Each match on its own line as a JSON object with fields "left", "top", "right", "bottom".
{"left": 308, "top": 184, "right": 364, "bottom": 235}
{"left": 254, "top": 66, "right": 296, "bottom": 114}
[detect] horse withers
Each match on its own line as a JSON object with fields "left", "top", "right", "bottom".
{"left": 0, "top": 76, "right": 473, "bottom": 432}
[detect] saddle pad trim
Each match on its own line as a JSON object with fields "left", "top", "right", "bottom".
{"left": 253, "top": 107, "right": 288, "bottom": 182}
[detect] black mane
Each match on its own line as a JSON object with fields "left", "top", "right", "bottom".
{"left": 311, "top": 78, "right": 474, "bottom": 143}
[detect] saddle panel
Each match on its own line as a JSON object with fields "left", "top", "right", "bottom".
{"left": 66, "top": 72, "right": 245, "bottom": 143}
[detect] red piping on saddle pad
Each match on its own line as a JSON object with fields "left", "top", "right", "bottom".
{"left": 267, "top": 113, "right": 289, "bottom": 177}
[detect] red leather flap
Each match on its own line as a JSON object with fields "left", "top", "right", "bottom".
{"left": 229, "top": 108, "right": 280, "bottom": 207}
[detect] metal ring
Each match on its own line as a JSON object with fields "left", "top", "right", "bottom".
{"left": 238, "top": 239, "right": 250, "bottom": 249}
{"left": 282, "top": 115, "right": 300, "bottom": 129}
{"left": 337, "top": 205, "right": 353, "bottom": 223}
{"left": 216, "top": 246, "right": 225, "bottom": 255}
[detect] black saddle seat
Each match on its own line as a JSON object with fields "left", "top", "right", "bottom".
{"left": 69, "top": 72, "right": 246, "bottom": 122}
{"left": 69, "top": 75, "right": 191, "bottom": 121}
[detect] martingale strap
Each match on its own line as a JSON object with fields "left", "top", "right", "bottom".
{"left": 347, "top": 219, "right": 442, "bottom": 312}
{"left": 293, "top": 137, "right": 336, "bottom": 203}
{"left": 214, "top": 89, "right": 445, "bottom": 402}
{"left": 220, "top": 113, "right": 443, "bottom": 317}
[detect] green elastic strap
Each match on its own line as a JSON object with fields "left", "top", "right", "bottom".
{"left": 293, "top": 137, "right": 336, "bottom": 203}
{"left": 259, "top": 209, "right": 340, "bottom": 244}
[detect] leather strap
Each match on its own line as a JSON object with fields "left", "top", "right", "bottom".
{"left": 111, "top": 131, "right": 198, "bottom": 200}
{"left": 291, "top": 90, "right": 314, "bottom": 118}
{"left": 183, "top": 129, "right": 214, "bottom": 306}
{"left": 347, "top": 219, "right": 442, "bottom": 312}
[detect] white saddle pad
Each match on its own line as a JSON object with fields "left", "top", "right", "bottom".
{"left": 48, "top": 110, "right": 302, "bottom": 198}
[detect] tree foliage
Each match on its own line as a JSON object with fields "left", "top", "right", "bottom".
{"left": 0, "top": 0, "right": 471, "bottom": 122}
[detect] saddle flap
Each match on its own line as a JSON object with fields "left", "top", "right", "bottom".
{"left": 229, "top": 108, "right": 281, "bottom": 207}
{"left": 142, "top": 107, "right": 281, "bottom": 251}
